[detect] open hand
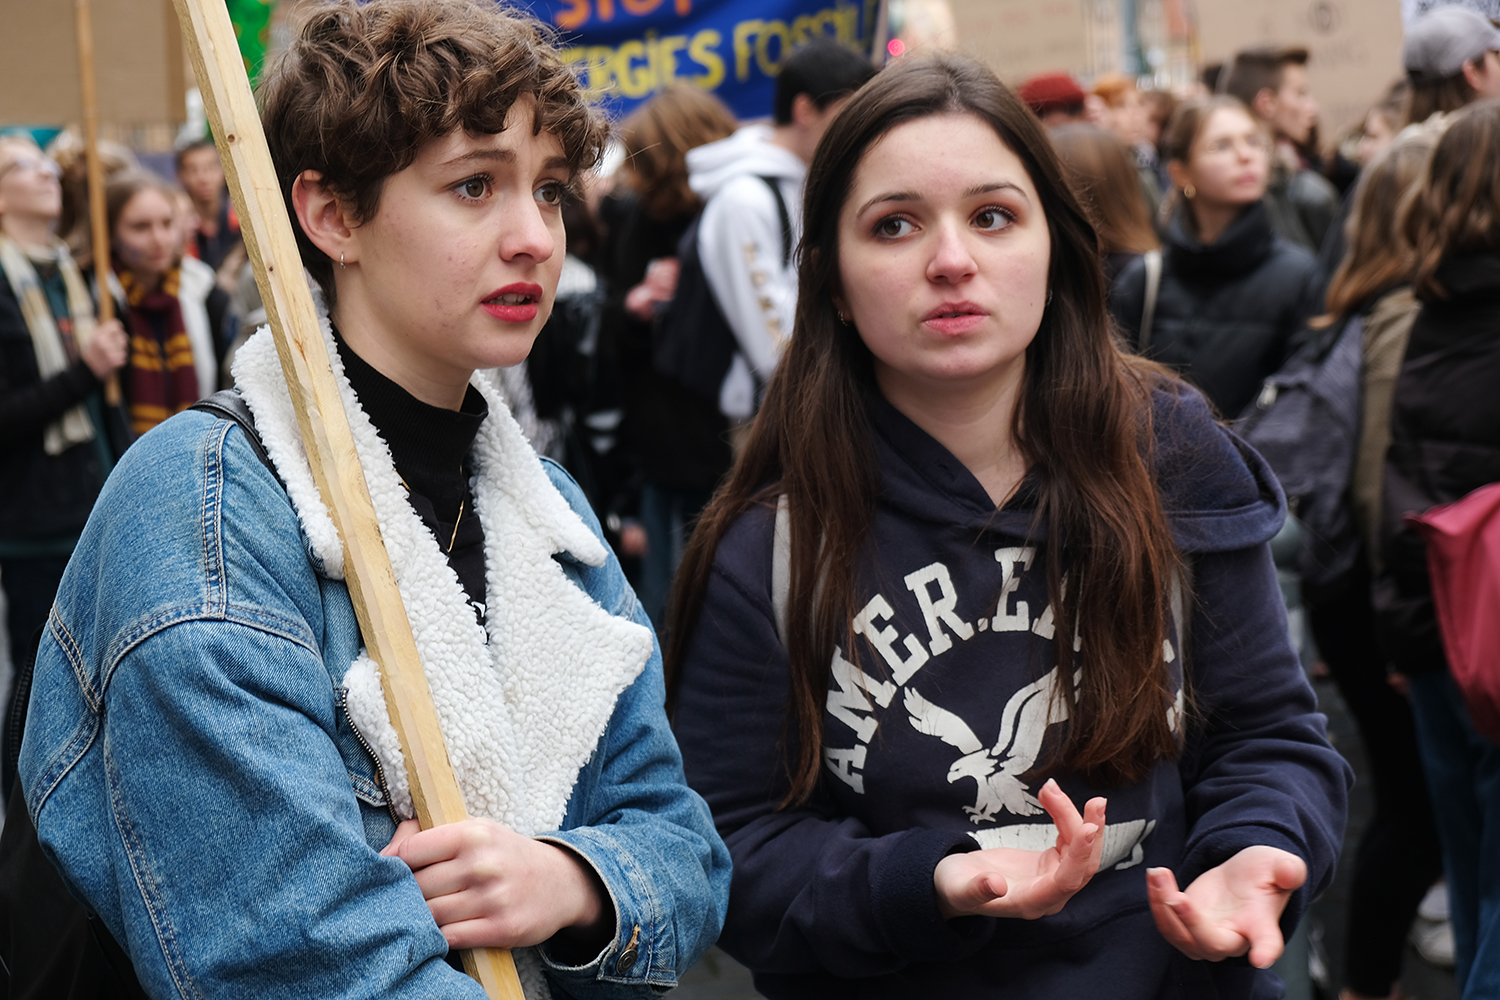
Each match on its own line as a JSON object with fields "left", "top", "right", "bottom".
{"left": 382, "top": 817, "right": 609, "bottom": 952}
{"left": 933, "top": 779, "right": 1107, "bottom": 920}
{"left": 1147, "top": 845, "right": 1307, "bottom": 968}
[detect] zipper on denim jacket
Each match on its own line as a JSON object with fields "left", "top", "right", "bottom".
{"left": 337, "top": 687, "right": 400, "bottom": 826}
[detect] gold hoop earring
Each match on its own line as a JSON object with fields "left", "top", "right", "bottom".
{"left": 1183, "top": 184, "right": 1196, "bottom": 200}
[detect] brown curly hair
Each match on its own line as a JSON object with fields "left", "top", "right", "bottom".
{"left": 258, "top": 0, "right": 608, "bottom": 301}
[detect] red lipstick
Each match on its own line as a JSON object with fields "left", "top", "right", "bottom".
{"left": 481, "top": 283, "right": 544, "bottom": 323}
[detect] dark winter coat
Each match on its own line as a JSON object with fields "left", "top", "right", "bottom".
{"left": 1375, "top": 254, "right": 1500, "bottom": 676}
{"left": 673, "top": 383, "right": 1351, "bottom": 999}
{"left": 598, "top": 192, "right": 733, "bottom": 491}
{"left": 0, "top": 271, "right": 113, "bottom": 546}
{"left": 1112, "top": 200, "right": 1322, "bottom": 418}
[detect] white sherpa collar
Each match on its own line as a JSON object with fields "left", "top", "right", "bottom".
{"left": 231, "top": 303, "right": 653, "bottom": 994}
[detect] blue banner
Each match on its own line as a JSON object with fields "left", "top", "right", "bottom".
{"left": 515, "top": 0, "right": 882, "bottom": 120}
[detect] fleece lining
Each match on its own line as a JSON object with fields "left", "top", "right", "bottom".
{"left": 232, "top": 294, "right": 653, "bottom": 997}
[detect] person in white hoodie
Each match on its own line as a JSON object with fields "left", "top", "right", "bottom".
{"left": 686, "top": 39, "right": 875, "bottom": 423}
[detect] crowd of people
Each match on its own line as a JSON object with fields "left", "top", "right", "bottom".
{"left": 0, "top": 1, "right": 1497, "bottom": 999}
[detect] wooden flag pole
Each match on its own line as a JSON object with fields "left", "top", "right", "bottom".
{"left": 167, "top": 1, "right": 525, "bottom": 996}
{"left": 73, "top": 0, "right": 121, "bottom": 406}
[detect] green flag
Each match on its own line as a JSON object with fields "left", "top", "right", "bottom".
{"left": 226, "top": 0, "right": 275, "bottom": 83}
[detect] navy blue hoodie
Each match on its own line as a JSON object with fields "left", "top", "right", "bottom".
{"left": 674, "top": 386, "right": 1350, "bottom": 999}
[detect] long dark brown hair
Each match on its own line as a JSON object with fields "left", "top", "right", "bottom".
{"left": 1050, "top": 124, "right": 1159, "bottom": 256}
{"left": 1405, "top": 99, "right": 1500, "bottom": 300}
{"left": 1314, "top": 126, "right": 1437, "bottom": 326}
{"left": 664, "top": 54, "right": 1184, "bottom": 806}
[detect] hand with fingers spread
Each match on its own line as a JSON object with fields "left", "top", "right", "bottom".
{"left": 1147, "top": 845, "right": 1308, "bottom": 968}
{"left": 382, "top": 817, "right": 611, "bottom": 955}
{"left": 933, "top": 780, "right": 1107, "bottom": 920}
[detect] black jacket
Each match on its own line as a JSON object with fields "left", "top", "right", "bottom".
{"left": 598, "top": 192, "right": 733, "bottom": 491}
{"left": 0, "top": 271, "right": 116, "bottom": 543}
{"left": 1375, "top": 254, "right": 1500, "bottom": 675}
{"left": 1112, "top": 200, "right": 1322, "bottom": 417}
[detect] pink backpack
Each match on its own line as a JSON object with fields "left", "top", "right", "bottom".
{"left": 1407, "top": 481, "right": 1500, "bottom": 743}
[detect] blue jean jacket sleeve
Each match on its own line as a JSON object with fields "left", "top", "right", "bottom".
{"left": 529, "top": 461, "right": 731, "bottom": 998}
{"left": 27, "top": 616, "right": 484, "bottom": 999}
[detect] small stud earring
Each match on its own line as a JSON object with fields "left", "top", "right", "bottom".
{"left": 1183, "top": 184, "right": 1196, "bottom": 200}
{"left": 339, "top": 252, "right": 346, "bottom": 270}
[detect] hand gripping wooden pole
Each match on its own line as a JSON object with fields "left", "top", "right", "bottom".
{"left": 168, "top": 1, "right": 525, "bottom": 996}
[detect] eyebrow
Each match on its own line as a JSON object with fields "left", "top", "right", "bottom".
{"left": 438, "top": 149, "right": 572, "bottom": 172}
{"left": 854, "top": 181, "right": 1029, "bottom": 217}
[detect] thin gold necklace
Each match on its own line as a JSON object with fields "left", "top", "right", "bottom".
{"left": 397, "top": 466, "right": 466, "bottom": 553}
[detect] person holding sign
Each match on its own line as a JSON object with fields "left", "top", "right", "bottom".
{"left": 666, "top": 54, "right": 1349, "bottom": 998}
{"left": 15, "top": 2, "right": 729, "bottom": 997}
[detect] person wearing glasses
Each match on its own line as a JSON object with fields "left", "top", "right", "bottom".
{"left": 1110, "top": 96, "right": 1321, "bottom": 418}
{"left": 0, "top": 135, "right": 127, "bottom": 798}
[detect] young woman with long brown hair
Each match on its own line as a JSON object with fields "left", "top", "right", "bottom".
{"left": 666, "top": 54, "right": 1349, "bottom": 997}
{"left": 1378, "top": 98, "right": 1500, "bottom": 998}
{"left": 1300, "top": 126, "right": 1444, "bottom": 1000}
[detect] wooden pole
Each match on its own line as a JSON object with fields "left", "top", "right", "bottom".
{"left": 167, "top": 1, "right": 524, "bottom": 996}
{"left": 73, "top": 0, "right": 121, "bottom": 406}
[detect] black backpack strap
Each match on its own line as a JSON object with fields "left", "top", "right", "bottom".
{"left": 190, "top": 389, "right": 283, "bottom": 490}
{"left": 757, "top": 175, "right": 793, "bottom": 268}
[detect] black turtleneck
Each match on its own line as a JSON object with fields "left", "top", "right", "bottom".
{"left": 333, "top": 328, "right": 489, "bottom": 624}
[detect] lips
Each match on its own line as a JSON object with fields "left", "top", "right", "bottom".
{"left": 923, "top": 300, "right": 988, "bottom": 335}
{"left": 481, "top": 283, "right": 543, "bottom": 323}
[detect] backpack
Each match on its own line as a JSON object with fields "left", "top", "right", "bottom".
{"left": 1237, "top": 311, "right": 1364, "bottom": 586}
{"left": 0, "top": 391, "right": 270, "bottom": 1000}
{"left": 652, "top": 175, "right": 791, "bottom": 405}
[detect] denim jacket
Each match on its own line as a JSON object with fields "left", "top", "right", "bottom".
{"left": 19, "top": 390, "right": 730, "bottom": 998}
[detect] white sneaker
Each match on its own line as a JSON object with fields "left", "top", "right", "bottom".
{"left": 1411, "top": 918, "right": 1456, "bottom": 969}
{"left": 1418, "top": 881, "right": 1449, "bottom": 923}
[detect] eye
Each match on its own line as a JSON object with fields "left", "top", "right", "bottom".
{"left": 874, "top": 216, "right": 913, "bottom": 239}
{"left": 973, "top": 207, "right": 1014, "bottom": 232}
{"left": 456, "top": 175, "right": 491, "bottom": 201}
{"left": 536, "top": 181, "right": 565, "bottom": 207}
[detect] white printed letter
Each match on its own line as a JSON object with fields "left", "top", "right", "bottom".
{"left": 904, "top": 562, "right": 974, "bottom": 655}
{"left": 991, "top": 546, "right": 1035, "bottom": 631}
{"left": 853, "top": 593, "right": 929, "bottom": 685}
{"left": 826, "top": 645, "right": 896, "bottom": 743}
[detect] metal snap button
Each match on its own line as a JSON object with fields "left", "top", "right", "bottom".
{"left": 614, "top": 947, "right": 638, "bottom": 974}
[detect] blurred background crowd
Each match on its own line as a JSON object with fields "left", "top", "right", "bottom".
{"left": 4, "top": 1, "right": 1500, "bottom": 999}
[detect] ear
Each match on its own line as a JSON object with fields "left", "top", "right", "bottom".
{"left": 1165, "top": 159, "right": 1191, "bottom": 193}
{"left": 1463, "top": 57, "right": 1486, "bottom": 92}
{"left": 291, "top": 170, "right": 358, "bottom": 264}
{"left": 791, "top": 92, "right": 821, "bottom": 129}
{"left": 1250, "top": 87, "right": 1278, "bottom": 123}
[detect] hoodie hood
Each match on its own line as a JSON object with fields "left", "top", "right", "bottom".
{"left": 869, "top": 382, "right": 1285, "bottom": 555}
{"left": 687, "top": 123, "right": 806, "bottom": 201}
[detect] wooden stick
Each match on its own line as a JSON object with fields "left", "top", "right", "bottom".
{"left": 167, "top": 1, "right": 524, "bottom": 995}
{"left": 73, "top": 0, "right": 121, "bottom": 406}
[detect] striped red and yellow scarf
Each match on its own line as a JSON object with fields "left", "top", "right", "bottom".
{"left": 118, "top": 265, "right": 198, "bottom": 434}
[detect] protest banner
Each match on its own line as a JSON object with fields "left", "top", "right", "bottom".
{"left": 518, "top": 0, "right": 882, "bottom": 119}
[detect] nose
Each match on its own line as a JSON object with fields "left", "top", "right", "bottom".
{"left": 926, "top": 217, "right": 977, "bottom": 284}
{"left": 500, "top": 194, "right": 556, "bottom": 264}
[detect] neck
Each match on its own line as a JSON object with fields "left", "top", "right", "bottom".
{"left": 874, "top": 359, "right": 1029, "bottom": 507}
{"left": 193, "top": 192, "right": 221, "bottom": 233}
{"left": 1, "top": 214, "right": 55, "bottom": 250}
{"left": 128, "top": 267, "right": 164, "bottom": 291}
{"left": 1189, "top": 198, "right": 1243, "bottom": 245}
{"left": 770, "top": 124, "right": 812, "bottom": 165}
{"left": 332, "top": 287, "right": 471, "bottom": 411}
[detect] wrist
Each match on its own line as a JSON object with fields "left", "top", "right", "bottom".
{"left": 543, "top": 840, "right": 612, "bottom": 961}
